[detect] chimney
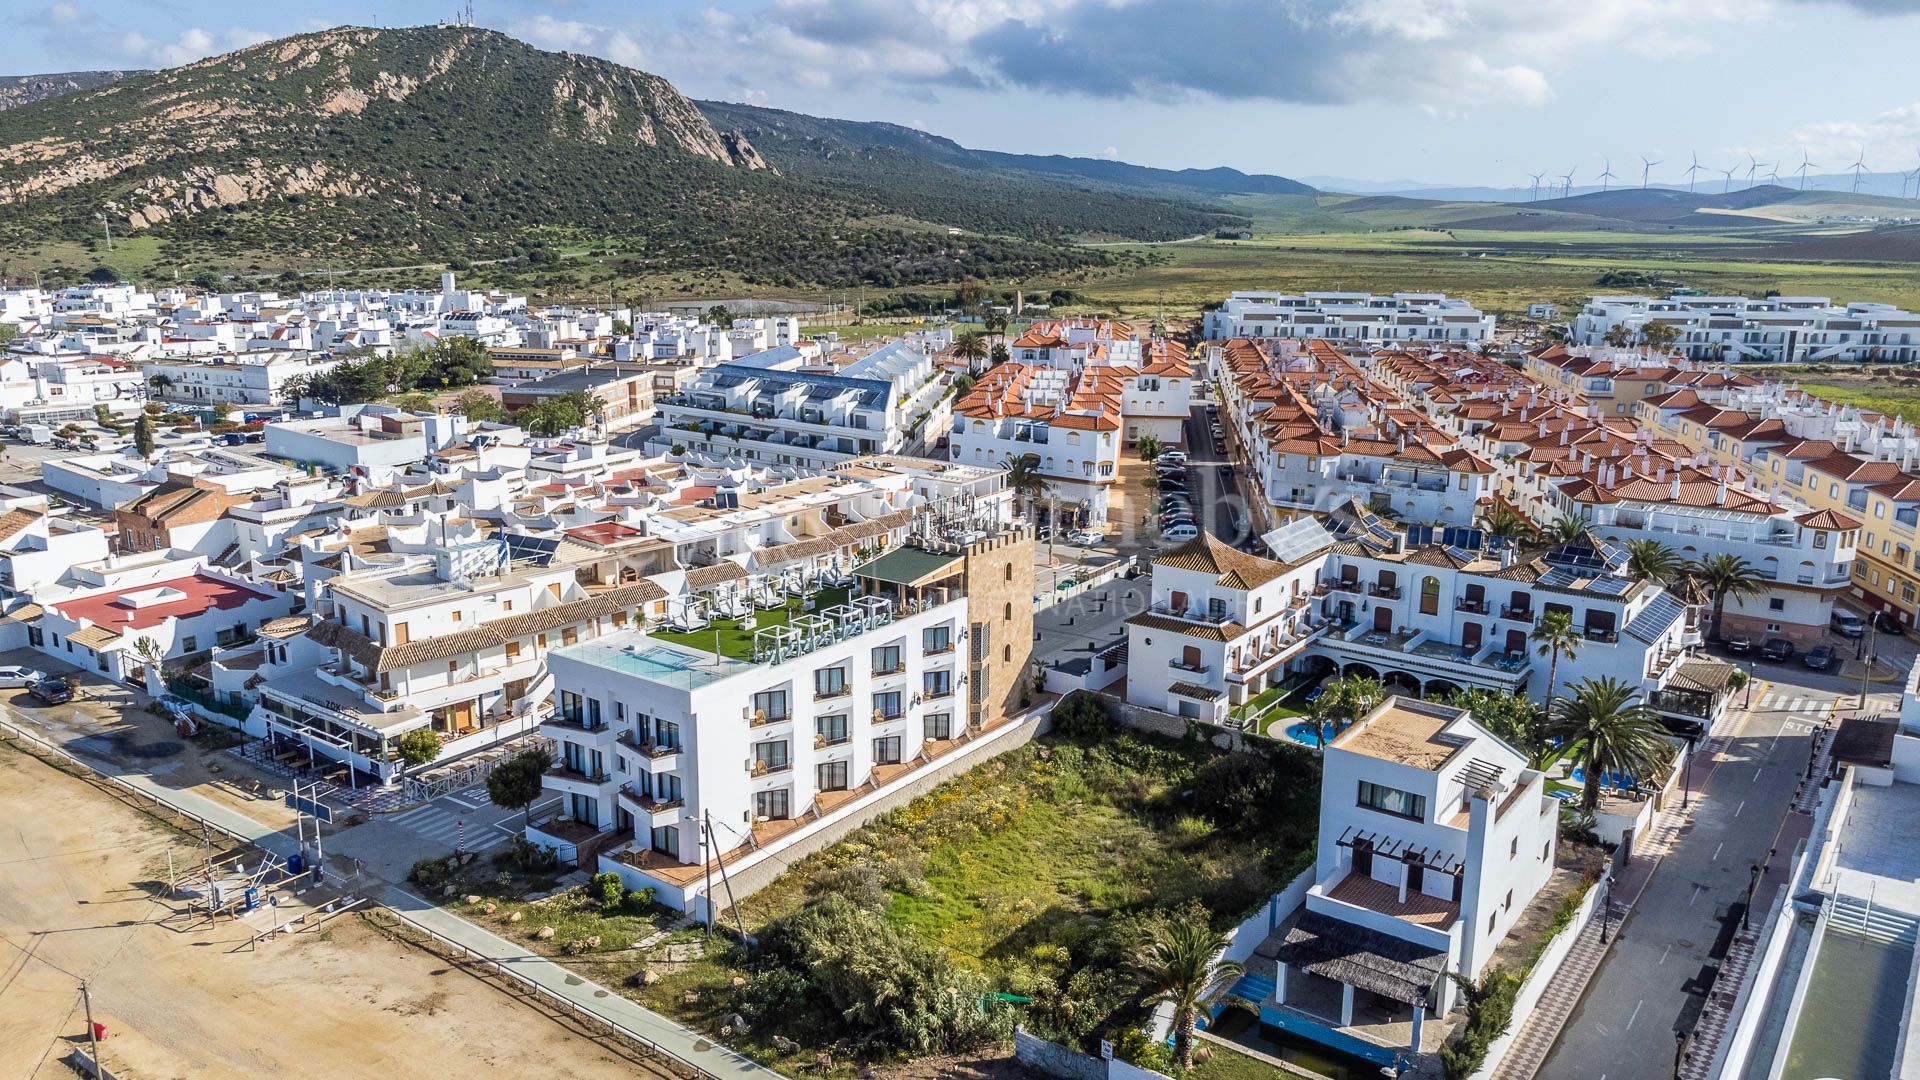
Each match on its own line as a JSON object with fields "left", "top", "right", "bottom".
{"left": 1717, "top": 476, "right": 1729, "bottom": 504}
{"left": 1623, "top": 461, "right": 1633, "bottom": 480}
{"left": 1500, "top": 543, "right": 1516, "bottom": 569}
{"left": 1671, "top": 473, "right": 1682, "bottom": 501}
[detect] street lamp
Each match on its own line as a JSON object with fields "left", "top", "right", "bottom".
{"left": 1673, "top": 1029, "right": 1691, "bottom": 1080}
{"left": 1744, "top": 661, "right": 1754, "bottom": 710}
{"left": 1600, "top": 872, "right": 1616, "bottom": 943}
{"left": 1681, "top": 732, "right": 1698, "bottom": 810}
{"left": 1744, "top": 862, "right": 1761, "bottom": 931}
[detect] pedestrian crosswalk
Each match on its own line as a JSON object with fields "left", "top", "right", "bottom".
{"left": 387, "top": 802, "right": 510, "bottom": 853}
{"left": 1753, "top": 691, "right": 1831, "bottom": 715}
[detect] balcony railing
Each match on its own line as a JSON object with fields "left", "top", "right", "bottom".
{"left": 548, "top": 764, "right": 610, "bottom": 784}
{"left": 1499, "top": 606, "right": 1534, "bottom": 622}
{"left": 1149, "top": 602, "right": 1234, "bottom": 625}
{"left": 749, "top": 711, "right": 792, "bottom": 728}
{"left": 617, "top": 730, "right": 681, "bottom": 758}
{"left": 1368, "top": 584, "right": 1402, "bottom": 599}
{"left": 1168, "top": 659, "right": 1211, "bottom": 674}
{"left": 621, "top": 784, "right": 684, "bottom": 814}
{"left": 749, "top": 759, "right": 794, "bottom": 777}
{"left": 1455, "top": 598, "right": 1489, "bottom": 614}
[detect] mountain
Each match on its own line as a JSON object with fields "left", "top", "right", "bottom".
{"left": 0, "top": 27, "right": 1243, "bottom": 286}
{"left": 696, "top": 100, "right": 1314, "bottom": 200}
{"left": 0, "top": 70, "right": 142, "bottom": 110}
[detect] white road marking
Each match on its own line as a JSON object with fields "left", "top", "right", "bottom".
{"left": 1626, "top": 999, "right": 1644, "bottom": 1031}
{"left": 1690, "top": 883, "right": 1706, "bottom": 907}
{"left": 1757, "top": 692, "right": 1777, "bottom": 710}
{"left": 1659, "top": 944, "right": 1672, "bottom": 965}
{"left": 1754, "top": 767, "right": 1764, "bottom": 782}
{"left": 1735, "top": 800, "right": 1746, "bottom": 817}
{"left": 1713, "top": 842, "right": 1724, "bottom": 862}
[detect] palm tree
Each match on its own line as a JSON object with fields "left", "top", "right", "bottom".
{"left": 146, "top": 373, "right": 174, "bottom": 398}
{"left": 1004, "top": 453, "right": 1049, "bottom": 524}
{"left": 1546, "top": 514, "right": 1591, "bottom": 544}
{"left": 1320, "top": 675, "right": 1386, "bottom": 745}
{"left": 1476, "top": 503, "right": 1535, "bottom": 543}
{"left": 1691, "top": 553, "right": 1767, "bottom": 642}
{"left": 1624, "top": 539, "right": 1681, "bottom": 585}
{"left": 951, "top": 331, "right": 988, "bottom": 375}
{"left": 1136, "top": 921, "right": 1249, "bottom": 1069}
{"left": 1546, "top": 677, "right": 1674, "bottom": 812}
{"left": 1530, "top": 610, "right": 1581, "bottom": 704}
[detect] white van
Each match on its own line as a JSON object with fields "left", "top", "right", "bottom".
{"left": 1161, "top": 522, "right": 1200, "bottom": 542}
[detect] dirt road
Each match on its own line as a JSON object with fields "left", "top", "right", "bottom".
{"left": 0, "top": 741, "right": 646, "bottom": 1080}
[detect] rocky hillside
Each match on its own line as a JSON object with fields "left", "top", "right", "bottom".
{"left": 0, "top": 26, "right": 1239, "bottom": 285}
{"left": 0, "top": 71, "right": 141, "bottom": 110}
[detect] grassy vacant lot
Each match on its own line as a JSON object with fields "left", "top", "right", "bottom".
{"left": 440, "top": 722, "right": 1318, "bottom": 1077}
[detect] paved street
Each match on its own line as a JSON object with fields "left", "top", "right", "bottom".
{"left": 1178, "top": 400, "right": 1255, "bottom": 547}
{"left": 1536, "top": 676, "right": 1842, "bottom": 1080}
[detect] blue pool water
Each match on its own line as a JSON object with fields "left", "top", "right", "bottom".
{"left": 1569, "top": 765, "right": 1641, "bottom": 790}
{"left": 1282, "top": 720, "right": 1348, "bottom": 747}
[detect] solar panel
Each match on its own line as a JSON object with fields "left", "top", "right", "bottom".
{"left": 1444, "top": 545, "right": 1477, "bottom": 565}
{"left": 1263, "top": 517, "right": 1336, "bottom": 564}
{"left": 1624, "top": 593, "right": 1685, "bottom": 644}
{"left": 1406, "top": 524, "right": 1434, "bottom": 547}
{"left": 1588, "top": 577, "right": 1632, "bottom": 596}
{"left": 503, "top": 534, "right": 559, "bottom": 566}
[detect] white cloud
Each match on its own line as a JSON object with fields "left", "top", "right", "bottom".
{"left": 1779, "top": 103, "right": 1920, "bottom": 173}
{"left": 110, "top": 26, "right": 269, "bottom": 67}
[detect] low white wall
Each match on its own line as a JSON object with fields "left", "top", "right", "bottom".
{"left": 1221, "top": 864, "right": 1315, "bottom": 967}
{"left": 1893, "top": 733, "right": 1920, "bottom": 785}
{"left": 1466, "top": 872, "right": 1607, "bottom": 1080}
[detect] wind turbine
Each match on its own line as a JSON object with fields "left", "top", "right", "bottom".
{"left": 1719, "top": 165, "right": 1737, "bottom": 193}
{"left": 1849, "top": 147, "right": 1870, "bottom": 193}
{"left": 1598, "top": 160, "right": 1618, "bottom": 191}
{"left": 1559, "top": 170, "right": 1575, "bottom": 198}
{"left": 1528, "top": 171, "right": 1546, "bottom": 201}
{"left": 1684, "top": 151, "right": 1704, "bottom": 193}
{"left": 1767, "top": 165, "right": 1782, "bottom": 187}
{"left": 1745, "top": 153, "right": 1763, "bottom": 189}
{"left": 1640, "top": 155, "right": 1661, "bottom": 189}
{"left": 1795, "top": 149, "right": 1819, "bottom": 191}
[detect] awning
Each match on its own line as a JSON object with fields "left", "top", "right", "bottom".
{"left": 1275, "top": 910, "right": 1446, "bottom": 1008}
{"left": 854, "top": 546, "right": 962, "bottom": 589}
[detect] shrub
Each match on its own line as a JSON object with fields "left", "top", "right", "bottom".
{"left": 491, "top": 835, "right": 561, "bottom": 875}
{"left": 395, "top": 727, "right": 442, "bottom": 767}
{"left": 410, "top": 855, "right": 454, "bottom": 893}
{"left": 594, "top": 871, "right": 626, "bottom": 909}
{"left": 1109, "top": 1026, "right": 1172, "bottom": 1072}
{"left": 1050, "top": 691, "right": 1112, "bottom": 741}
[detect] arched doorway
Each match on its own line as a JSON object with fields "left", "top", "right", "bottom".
{"left": 1342, "top": 661, "right": 1381, "bottom": 681}
{"left": 1423, "top": 678, "right": 1462, "bottom": 699}
{"left": 1382, "top": 670, "right": 1421, "bottom": 696}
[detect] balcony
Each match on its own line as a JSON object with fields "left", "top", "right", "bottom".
{"left": 1168, "top": 659, "right": 1212, "bottom": 675}
{"left": 1325, "top": 579, "right": 1364, "bottom": 594}
{"left": 1368, "top": 583, "right": 1402, "bottom": 599}
{"left": 617, "top": 730, "right": 681, "bottom": 760}
{"left": 1455, "top": 597, "right": 1489, "bottom": 615}
{"left": 1499, "top": 605, "right": 1534, "bottom": 622}
{"left": 547, "top": 763, "right": 610, "bottom": 785}
{"left": 748, "top": 759, "right": 794, "bottom": 777}
{"left": 813, "top": 686, "right": 851, "bottom": 702}
{"left": 620, "top": 784, "right": 685, "bottom": 815}
{"left": 1149, "top": 602, "right": 1236, "bottom": 626}
{"left": 923, "top": 643, "right": 954, "bottom": 656}
{"left": 542, "top": 711, "right": 608, "bottom": 734}
{"left": 749, "top": 711, "right": 791, "bottom": 728}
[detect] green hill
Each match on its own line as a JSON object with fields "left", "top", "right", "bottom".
{"left": 0, "top": 26, "right": 1244, "bottom": 287}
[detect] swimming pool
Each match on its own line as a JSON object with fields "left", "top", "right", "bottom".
{"left": 1569, "top": 765, "right": 1642, "bottom": 790}
{"left": 1281, "top": 720, "right": 1347, "bottom": 747}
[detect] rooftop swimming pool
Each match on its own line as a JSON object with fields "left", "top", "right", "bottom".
{"left": 1779, "top": 921, "right": 1915, "bottom": 1080}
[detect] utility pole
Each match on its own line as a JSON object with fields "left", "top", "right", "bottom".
{"left": 1859, "top": 620, "right": 1878, "bottom": 709}
{"left": 702, "top": 810, "right": 715, "bottom": 936}
{"left": 81, "top": 981, "right": 101, "bottom": 1078}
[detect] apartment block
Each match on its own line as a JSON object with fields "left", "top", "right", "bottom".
{"left": 1203, "top": 292, "right": 1494, "bottom": 345}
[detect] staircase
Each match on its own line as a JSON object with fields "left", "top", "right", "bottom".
{"left": 1829, "top": 893, "right": 1920, "bottom": 946}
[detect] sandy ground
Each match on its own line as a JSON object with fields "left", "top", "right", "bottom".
{"left": 0, "top": 741, "right": 650, "bottom": 1080}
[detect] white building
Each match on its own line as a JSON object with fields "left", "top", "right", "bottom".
{"left": 141, "top": 351, "right": 346, "bottom": 407}
{"left": 265, "top": 407, "right": 470, "bottom": 475}
{"left": 547, "top": 530, "right": 1033, "bottom": 914}
{"left": 1203, "top": 292, "right": 1495, "bottom": 346}
{"left": 1570, "top": 294, "right": 1920, "bottom": 364}
{"left": 1264, "top": 696, "right": 1559, "bottom": 1050}
{"left": 650, "top": 341, "right": 946, "bottom": 470}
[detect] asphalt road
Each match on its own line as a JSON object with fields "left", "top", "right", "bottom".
{"left": 1177, "top": 400, "right": 1255, "bottom": 547}
{"left": 1537, "top": 677, "right": 1838, "bottom": 1080}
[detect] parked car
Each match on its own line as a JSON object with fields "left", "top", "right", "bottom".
{"left": 1724, "top": 634, "right": 1754, "bottom": 655}
{"left": 1760, "top": 638, "right": 1795, "bottom": 662}
{"left": 1803, "top": 645, "right": 1835, "bottom": 671}
{"left": 1066, "top": 529, "right": 1103, "bottom": 546}
{"left": 1875, "top": 611, "right": 1907, "bottom": 636}
{"left": 1158, "top": 451, "right": 1186, "bottom": 465}
{"left": 156, "top": 697, "right": 195, "bottom": 723}
{"left": 0, "top": 665, "right": 42, "bottom": 688}
{"left": 1831, "top": 610, "right": 1868, "bottom": 638}
{"left": 1161, "top": 523, "right": 1200, "bottom": 542}
{"left": 1213, "top": 438, "right": 1227, "bottom": 453}
{"left": 27, "top": 679, "right": 72, "bottom": 705}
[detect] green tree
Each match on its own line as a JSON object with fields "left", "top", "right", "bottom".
{"left": 1625, "top": 539, "right": 1681, "bottom": 585}
{"left": 0, "top": 323, "right": 18, "bottom": 345}
{"left": 1602, "top": 324, "right": 1633, "bottom": 348}
{"left": 1445, "top": 688, "right": 1546, "bottom": 763}
{"left": 705, "top": 304, "right": 734, "bottom": 327}
{"left": 147, "top": 372, "right": 174, "bottom": 397}
{"left": 1476, "top": 503, "right": 1534, "bottom": 542}
{"left": 1137, "top": 433, "right": 1162, "bottom": 462}
{"left": 1547, "top": 677, "right": 1674, "bottom": 812}
{"left": 487, "top": 747, "right": 553, "bottom": 827}
{"left": 1641, "top": 320, "right": 1681, "bottom": 354}
{"left": 951, "top": 331, "right": 988, "bottom": 374}
{"left": 989, "top": 342, "right": 1010, "bottom": 366}
{"left": 133, "top": 412, "right": 156, "bottom": 457}
{"left": 452, "top": 388, "right": 506, "bottom": 424}
{"left": 1546, "top": 514, "right": 1590, "bottom": 544}
{"left": 1136, "top": 917, "right": 1249, "bottom": 1069}
{"left": 1530, "top": 609, "right": 1582, "bottom": 704}
{"left": 1004, "top": 453, "right": 1049, "bottom": 523}
{"left": 396, "top": 727, "right": 442, "bottom": 768}
{"left": 1691, "top": 553, "right": 1767, "bottom": 642}
{"left": 1310, "top": 675, "right": 1386, "bottom": 747}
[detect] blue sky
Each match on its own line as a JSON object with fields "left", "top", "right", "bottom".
{"left": 16, "top": 0, "right": 1920, "bottom": 187}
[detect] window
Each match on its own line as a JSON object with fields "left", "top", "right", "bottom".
{"left": 393, "top": 621, "right": 410, "bottom": 644}
{"left": 182, "top": 636, "right": 197, "bottom": 653}
{"left": 925, "top": 712, "right": 952, "bottom": 740}
{"left": 754, "top": 789, "right": 791, "bottom": 820}
{"left": 816, "top": 760, "right": 849, "bottom": 791}
{"left": 505, "top": 640, "right": 522, "bottom": 660}
{"left": 874, "top": 691, "right": 903, "bottom": 720}
{"left": 872, "top": 645, "right": 902, "bottom": 674}
{"left": 753, "top": 740, "right": 789, "bottom": 771}
{"left": 1815, "top": 532, "right": 1828, "bottom": 549}
{"left": 1504, "top": 889, "right": 1513, "bottom": 911}
{"left": 752, "top": 689, "right": 788, "bottom": 722}
{"left": 816, "top": 714, "right": 848, "bottom": 745}
{"left": 560, "top": 690, "right": 583, "bottom": 724}
{"left": 1510, "top": 837, "right": 1518, "bottom": 859}
{"left": 653, "top": 719, "right": 681, "bottom": 751}
{"left": 1769, "top": 597, "right": 1785, "bottom": 611}
{"left": 1419, "top": 576, "right": 1440, "bottom": 616}
{"left": 1358, "top": 780, "right": 1426, "bottom": 821}
{"left": 586, "top": 698, "right": 602, "bottom": 727}
{"left": 924, "top": 670, "right": 952, "bottom": 698}
{"left": 873, "top": 735, "right": 903, "bottom": 765}
{"left": 650, "top": 825, "right": 678, "bottom": 856}
{"left": 814, "top": 666, "right": 846, "bottom": 697}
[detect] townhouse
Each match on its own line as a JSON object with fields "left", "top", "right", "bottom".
{"left": 949, "top": 365, "right": 1122, "bottom": 526}
{"left": 1009, "top": 317, "right": 1145, "bottom": 369}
